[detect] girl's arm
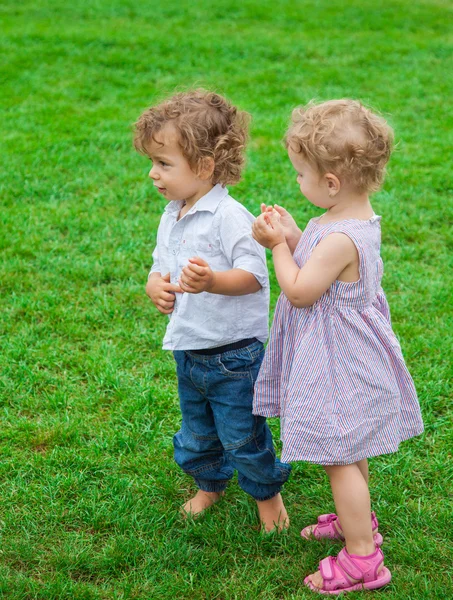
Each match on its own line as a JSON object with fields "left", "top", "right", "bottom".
{"left": 260, "top": 203, "right": 302, "bottom": 254}
{"left": 252, "top": 214, "right": 358, "bottom": 308}
{"left": 272, "top": 235, "right": 357, "bottom": 307}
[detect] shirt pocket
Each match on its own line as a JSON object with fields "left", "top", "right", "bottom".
{"left": 194, "top": 240, "right": 223, "bottom": 260}
{"left": 182, "top": 234, "right": 222, "bottom": 259}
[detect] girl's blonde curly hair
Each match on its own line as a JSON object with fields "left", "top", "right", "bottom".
{"left": 134, "top": 90, "right": 250, "bottom": 186}
{"left": 285, "top": 99, "right": 394, "bottom": 193}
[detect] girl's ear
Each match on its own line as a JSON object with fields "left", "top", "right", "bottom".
{"left": 325, "top": 172, "right": 341, "bottom": 197}
{"left": 197, "top": 157, "right": 215, "bottom": 181}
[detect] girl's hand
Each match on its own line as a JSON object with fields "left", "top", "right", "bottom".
{"left": 260, "top": 203, "right": 302, "bottom": 244}
{"left": 179, "top": 257, "right": 215, "bottom": 294}
{"left": 252, "top": 213, "right": 286, "bottom": 250}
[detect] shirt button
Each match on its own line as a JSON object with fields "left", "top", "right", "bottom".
{"left": 172, "top": 249, "right": 177, "bottom": 255}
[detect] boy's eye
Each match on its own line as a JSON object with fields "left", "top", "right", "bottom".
{"left": 148, "top": 158, "right": 169, "bottom": 167}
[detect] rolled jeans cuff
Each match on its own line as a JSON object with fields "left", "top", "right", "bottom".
{"left": 195, "top": 478, "right": 229, "bottom": 493}
{"left": 253, "top": 487, "right": 283, "bottom": 502}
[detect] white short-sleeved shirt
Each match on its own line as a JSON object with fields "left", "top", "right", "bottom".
{"left": 150, "top": 184, "right": 269, "bottom": 350}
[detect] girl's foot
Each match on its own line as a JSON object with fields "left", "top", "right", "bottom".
{"left": 256, "top": 493, "right": 289, "bottom": 532}
{"left": 301, "top": 512, "right": 383, "bottom": 546}
{"left": 305, "top": 547, "right": 392, "bottom": 594}
{"left": 181, "top": 490, "right": 224, "bottom": 516}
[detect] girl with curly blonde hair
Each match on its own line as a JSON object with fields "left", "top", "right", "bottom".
{"left": 252, "top": 99, "right": 423, "bottom": 593}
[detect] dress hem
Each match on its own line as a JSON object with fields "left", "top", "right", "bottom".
{"left": 280, "top": 428, "right": 424, "bottom": 465}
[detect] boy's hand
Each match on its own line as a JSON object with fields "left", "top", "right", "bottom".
{"left": 146, "top": 273, "right": 182, "bottom": 314}
{"left": 252, "top": 213, "right": 286, "bottom": 250}
{"left": 180, "top": 257, "right": 215, "bottom": 294}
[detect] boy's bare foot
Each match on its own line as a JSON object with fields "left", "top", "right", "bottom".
{"left": 256, "top": 493, "right": 289, "bottom": 532}
{"left": 181, "top": 490, "right": 224, "bottom": 517}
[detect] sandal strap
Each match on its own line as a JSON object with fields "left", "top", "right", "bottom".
{"left": 318, "top": 513, "right": 337, "bottom": 525}
{"left": 318, "top": 556, "right": 353, "bottom": 591}
{"left": 337, "top": 547, "right": 384, "bottom": 583}
{"left": 336, "top": 549, "right": 364, "bottom": 580}
{"left": 315, "top": 513, "right": 343, "bottom": 539}
{"left": 371, "top": 511, "right": 379, "bottom": 531}
{"left": 319, "top": 556, "right": 336, "bottom": 581}
{"left": 314, "top": 547, "right": 386, "bottom": 593}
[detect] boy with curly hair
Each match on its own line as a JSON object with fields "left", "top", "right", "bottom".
{"left": 134, "top": 90, "right": 290, "bottom": 531}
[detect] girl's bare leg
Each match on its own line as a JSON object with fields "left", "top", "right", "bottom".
{"left": 303, "top": 458, "right": 373, "bottom": 538}
{"left": 357, "top": 457, "right": 369, "bottom": 483}
{"left": 307, "top": 462, "right": 377, "bottom": 589}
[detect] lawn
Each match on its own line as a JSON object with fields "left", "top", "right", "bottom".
{"left": 1, "top": 0, "right": 452, "bottom": 598}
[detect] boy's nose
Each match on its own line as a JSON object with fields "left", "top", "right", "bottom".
{"left": 149, "top": 167, "right": 159, "bottom": 180}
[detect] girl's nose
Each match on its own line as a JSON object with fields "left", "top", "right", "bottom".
{"left": 149, "top": 166, "right": 159, "bottom": 180}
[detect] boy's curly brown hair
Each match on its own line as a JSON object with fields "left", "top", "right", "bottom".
{"left": 285, "top": 99, "right": 394, "bottom": 193}
{"left": 134, "top": 89, "right": 250, "bottom": 186}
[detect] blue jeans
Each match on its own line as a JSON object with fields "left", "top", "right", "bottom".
{"left": 173, "top": 340, "right": 291, "bottom": 501}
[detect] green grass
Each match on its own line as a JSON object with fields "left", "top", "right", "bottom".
{"left": 1, "top": 0, "right": 452, "bottom": 597}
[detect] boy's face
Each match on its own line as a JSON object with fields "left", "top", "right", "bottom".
{"left": 146, "top": 123, "right": 210, "bottom": 205}
{"left": 288, "top": 148, "right": 333, "bottom": 210}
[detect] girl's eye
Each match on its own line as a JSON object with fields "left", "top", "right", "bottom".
{"left": 160, "top": 161, "right": 169, "bottom": 167}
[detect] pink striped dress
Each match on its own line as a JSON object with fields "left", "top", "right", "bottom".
{"left": 253, "top": 215, "right": 424, "bottom": 465}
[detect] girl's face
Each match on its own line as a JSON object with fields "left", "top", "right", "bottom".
{"left": 288, "top": 148, "right": 334, "bottom": 209}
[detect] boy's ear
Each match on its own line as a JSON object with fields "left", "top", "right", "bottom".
{"left": 197, "top": 157, "right": 215, "bottom": 180}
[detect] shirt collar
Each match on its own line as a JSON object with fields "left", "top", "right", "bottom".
{"left": 164, "top": 184, "right": 228, "bottom": 216}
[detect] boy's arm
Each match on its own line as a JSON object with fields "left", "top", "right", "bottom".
{"left": 146, "top": 245, "right": 182, "bottom": 313}
{"left": 146, "top": 272, "right": 182, "bottom": 313}
{"left": 180, "top": 203, "right": 268, "bottom": 296}
{"left": 179, "top": 258, "right": 261, "bottom": 295}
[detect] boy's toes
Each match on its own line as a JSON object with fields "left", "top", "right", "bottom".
{"left": 256, "top": 493, "right": 289, "bottom": 532}
{"left": 181, "top": 490, "right": 223, "bottom": 516}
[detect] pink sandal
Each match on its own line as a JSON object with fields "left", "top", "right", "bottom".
{"left": 304, "top": 546, "right": 392, "bottom": 595}
{"left": 301, "top": 512, "right": 383, "bottom": 546}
